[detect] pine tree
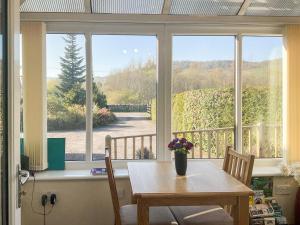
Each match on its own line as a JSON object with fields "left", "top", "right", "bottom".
{"left": 56, "top": 34, "right": 86, "bottom": 105}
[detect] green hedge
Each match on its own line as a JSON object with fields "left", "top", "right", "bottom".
{"left": 151, "top": 87, "right": 282, "bottom": 131}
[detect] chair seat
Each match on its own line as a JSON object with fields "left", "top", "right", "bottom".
{"left": 170, "top": 206, "right": 233, "bottom": 225}
{"left": 120, "top": 205, "right": 178, "bottom": 225}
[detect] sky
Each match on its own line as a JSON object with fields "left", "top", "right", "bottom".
{"left": 46, "top": 34, "right": 283, "bottom": 78}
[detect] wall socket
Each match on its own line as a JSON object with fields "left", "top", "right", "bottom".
{"left": 39, "top": 191, "right": 57, "bottom": 204}
{"left": 275, "top": 185, "right": 291, "bottom": 195}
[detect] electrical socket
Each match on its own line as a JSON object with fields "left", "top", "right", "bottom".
{"left": 39, "top": 191, "right": 57, "bottom": 202}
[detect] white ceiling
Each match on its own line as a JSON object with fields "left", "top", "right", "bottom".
{"left": 20, "top": 0, "right": 300, "bottom": 17}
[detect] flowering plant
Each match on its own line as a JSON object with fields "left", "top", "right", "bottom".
{"left": 168, "top": 138, "right": 194, "bottom": 154}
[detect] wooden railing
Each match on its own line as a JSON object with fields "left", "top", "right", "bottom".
{"left": 105, "top": 124, "right": 282, "bottom": 160}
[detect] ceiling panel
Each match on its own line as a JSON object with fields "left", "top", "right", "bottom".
{"left": 92, "top": 0, "right": 164, "bottom": 14}
{"left": 21, "top": 0, "right": 86, "bottom": 12}
{"left": 246, "top": 0, "right": 300, "bottom": 16}
{"left": 170, "top": 0, "right": 244, "bottom": 16}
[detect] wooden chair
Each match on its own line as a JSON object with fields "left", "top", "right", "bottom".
{"left": 170, "top": 146, "right": 255, "bottom": 225}
{"left": 105, "top": 156, "right": 178, "bottom": 225}
{"left": 223, "top": 146, "right": 255, "bottom": 187}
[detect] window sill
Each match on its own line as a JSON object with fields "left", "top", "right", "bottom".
{"left": 28, "top": 169, "right": 129, "bottom": 181}
{"left": 29, "top": 161, "right": 285, "bottom": 181}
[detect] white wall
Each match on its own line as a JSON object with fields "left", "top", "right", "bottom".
{"left": 21, "top": 178, "right": 131, "bottom": 225}
{"left": 21, "top": 177, "right": 298, "bottom": 225}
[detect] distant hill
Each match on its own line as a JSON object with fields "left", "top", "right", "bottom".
{"left": 47, "top": 59, "right": 282, "bottom": 104}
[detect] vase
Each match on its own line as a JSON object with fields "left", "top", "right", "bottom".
{"left": 175, "top": 151, "right": 187, "bottom": 176}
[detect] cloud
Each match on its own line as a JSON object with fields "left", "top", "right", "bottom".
{"left": 133, "top": 48, "right": 139, "bottom": 53}
{"left": 122, "top": 49, "right": 128, "bottom": 54}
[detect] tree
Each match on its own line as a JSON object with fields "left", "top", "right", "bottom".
{"left": 93, "top": 81, "right": 107, "bottom": 108}
{"left": 56, "top": 34, "right": 86, "bottom": 105}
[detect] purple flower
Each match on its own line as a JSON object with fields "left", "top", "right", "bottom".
{"left": 168, "top": 143, "right": 174, "bottom": 149}
{"left": 180, "top": 138, "right": 187, "bottom": 144}
{"left": 175, "top": 143, "right": 182, "bottom": 149}
{"left": 168, "top": 138, "right": 194, "bottom": 153}
{"left": 186, "top": 142, "right": 194, "bottom": 150}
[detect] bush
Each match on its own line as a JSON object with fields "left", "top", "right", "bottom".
{"left": 93, "top": 107, "right": 117, "bottom": 128}
{"left": 151, "top": 87, "right": 281, "bottom": 132}
{"left": 47, "top": 104, "right": 86, "bottom": 131}
{"left": 135, "top": 147, "right": 154, "bottom": 159}
{"left": 47, "top": 102, "right": 117, "bottom": 131}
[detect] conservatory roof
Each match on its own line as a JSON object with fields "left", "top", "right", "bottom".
{"left": 19, "top": 0, "right": 300, "bottom": 17}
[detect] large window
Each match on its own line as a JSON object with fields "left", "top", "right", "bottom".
{"left": 47, "top": 34, "right": 87, "bottom": 161}
{"left": 172, "top": 36, "right": 235, "bottom": 159}
{"left": 242, "top": 36, "right": 283, "bottom": 158}
{"left": 45, "top": 28, "right": 284, "bottom": 162}
{"left": 92, "top": 35, "right": 157, "bottom": 160}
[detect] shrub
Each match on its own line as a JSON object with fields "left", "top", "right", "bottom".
{"left": 135, "top": 147, "right": 154, "bottom": 160}
{"left": 93, "top": 107, "right": 117, "bottom": 128}
{"left": 47, "top": 104, "right": 86, "bottom": 131}
{"left": 47, "top": 102, "right": 117, "bottom": 131}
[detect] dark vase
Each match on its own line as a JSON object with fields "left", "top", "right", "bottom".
{"left": 175, "top": 151, "right": 187, "bottom": 176}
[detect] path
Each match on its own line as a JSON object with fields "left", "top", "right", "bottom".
{"left": 47, "top": 112, "right": 156, "bottom": 156}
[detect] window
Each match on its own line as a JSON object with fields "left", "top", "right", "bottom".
{"left": 46, "top": 34, "right": 87, "bottom": 161}
{"left": 44, "top": 27, "right": 284, "bottom": 163}
{"left": 172, "top": 36, "right": 235, "bottom": 159}
{"left": 242, "top": 36, "right": 283, "bottom": 158}
{"left": 92, "top": 35, "right": 157, "bottom": 160}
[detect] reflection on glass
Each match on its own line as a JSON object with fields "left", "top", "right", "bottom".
{"left": 92, "top": 35, "right": 157, "bottom": 160}
{"left": 242, "top": 36, "right": 283, "bottom": 158}
{"left": 46, "top": 34, "right": 87, "bottom": 161}
{"left": 172, "top": 36, "right": 235, "bottom": 159}
{"left": 0, "top": 0, "right": 5, "bottom": 220}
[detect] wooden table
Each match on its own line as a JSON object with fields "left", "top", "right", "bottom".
{"left": 128, "top": 161, "right": 253, "bottom": 225}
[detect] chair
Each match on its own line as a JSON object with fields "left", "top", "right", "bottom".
{"left": 105, "top": 156, "right": 178, "bottom": 225}
{"left": 170, "top": 146, "right": 255, "bottom": 225}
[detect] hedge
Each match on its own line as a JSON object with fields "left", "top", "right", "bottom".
{"left": 151, "top": 86, "right": 282, "bottom": 131}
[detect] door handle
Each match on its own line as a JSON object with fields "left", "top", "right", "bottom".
{"left": 19, "top": 170, "right": 30, "bottom": 185}
{"left": 17, "top": 164, "right": 30, "bottom": 208}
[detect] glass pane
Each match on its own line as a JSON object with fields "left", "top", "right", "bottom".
{"left": 0, "top": 0, "right": 2, "bottom": 222}
{"left": 92, "top": 35, "right": 157, "bottom": 160}
{"left": 92, "top": 0, "right": 164, "bottom": 14}
{"left": 242, "top": 36, "right": 283, "bottom": 158}
{"left": 170, "top": 0, "right": 244, "bottom": 16}
{"left": 172, "top": 36, "right": 235, "bottom": 159}
{"left": 0, "top": 0, "right": 7, "bottom": 222}
{"left": 47, "top": 34, "right": 87, "bottom": 161}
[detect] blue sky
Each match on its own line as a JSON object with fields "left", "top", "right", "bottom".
{"left": 46, "top": 34, "right": 282, "bottom": 78}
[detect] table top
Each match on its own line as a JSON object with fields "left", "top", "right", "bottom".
{"left": 128, "top": 161, "right": 253, "bottom": 198}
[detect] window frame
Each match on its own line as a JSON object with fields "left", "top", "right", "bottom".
{"left": 45, "top": 23, "right": 285, "bottom": 169}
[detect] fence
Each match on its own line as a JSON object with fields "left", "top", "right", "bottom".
{"left": 105, "top": 124, "right": 282, "bottom": 160}
{"left": 107, "top": 104, "right": 148, "bottom": 112}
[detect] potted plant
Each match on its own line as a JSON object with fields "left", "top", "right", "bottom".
{"left": 168, "top": 138, "right": 193, "bottom": 176}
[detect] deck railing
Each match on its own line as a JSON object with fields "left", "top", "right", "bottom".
{"left": 105, "top": 123, "right": 282, "bottom": 160}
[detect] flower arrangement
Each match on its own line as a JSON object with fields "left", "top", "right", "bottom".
{"left": 168, "top": 138, "right": 194, "bottom": 154}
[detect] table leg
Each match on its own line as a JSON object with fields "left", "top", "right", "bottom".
{"left": 233, "top": 196, "right": 249, "bottom": 225}
{"left": 137, "top": 198, "right": 149, "bottom": 225}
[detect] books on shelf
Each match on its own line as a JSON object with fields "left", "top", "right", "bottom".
{"left": 90, "top": 168, "right": 107, "bottom": 175}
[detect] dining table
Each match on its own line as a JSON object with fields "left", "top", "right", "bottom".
{"left": 127, "top": 160, "right": 254, "bottom": 225}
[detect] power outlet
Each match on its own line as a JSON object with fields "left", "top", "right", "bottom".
{"left": 275, "top": 185, "right": 291, "bottom": 195}
{"left": 40, "top": 191, "right": 57, "bottom": 203}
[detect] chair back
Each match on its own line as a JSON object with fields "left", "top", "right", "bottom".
{"left": 223, "top": 146, "right": 255, "bottom": 186}
{"left": 105, "top": 156, "right": 122, "bottom": 225}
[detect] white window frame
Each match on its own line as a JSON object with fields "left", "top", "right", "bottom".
{"left": 45, "top": 22, "right": 285, "bottom": 169}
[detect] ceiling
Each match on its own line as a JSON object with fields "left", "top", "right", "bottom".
{"left": 20, "top": 0, "right": 300, "bottom": 17}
